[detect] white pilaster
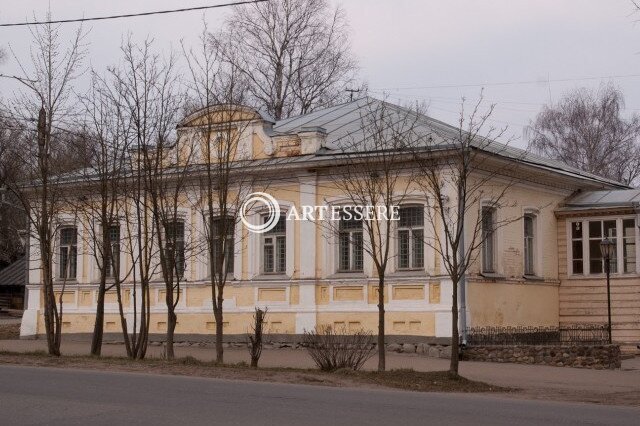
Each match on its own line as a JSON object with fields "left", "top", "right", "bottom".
{"left": 20, "top": 285, "right": 41, "bottom": 337}
{"left": 298, "top": 175, "right": 316, "bottom": 279}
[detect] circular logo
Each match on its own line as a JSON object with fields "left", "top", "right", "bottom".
{"left": 240, "top": 192, "right": 280, "bottom": 234}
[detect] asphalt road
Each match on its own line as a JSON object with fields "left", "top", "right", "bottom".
{"left": 0, "top": 365, "right": 638, "bottom": 426}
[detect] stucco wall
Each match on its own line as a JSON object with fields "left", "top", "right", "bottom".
{"left": 467, "top": 280, "right": 559, "bottom": 327}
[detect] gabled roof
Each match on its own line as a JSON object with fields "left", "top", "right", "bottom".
{"left": 273, "top": 97, "right": 629, "bottom": 189}
{"left": 0, "top": 256, "right": 26, "bottom": 287}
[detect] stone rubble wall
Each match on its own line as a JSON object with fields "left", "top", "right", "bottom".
{"left": 461, "top": 344, "right": 621, "bottom": 369}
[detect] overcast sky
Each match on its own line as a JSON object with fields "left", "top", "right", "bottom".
{"left": 2, "top": 0, "right": 640, "bottom": 147}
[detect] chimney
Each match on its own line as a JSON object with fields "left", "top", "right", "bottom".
{"left": 298, "top": 126, "right": 327, "bottom": 155}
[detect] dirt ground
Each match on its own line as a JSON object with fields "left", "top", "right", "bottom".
{"left": 0, "top": 351, "right": 504, "bottom": 394}
{"left": 1, "top": 337, "right": 639, "bottom": 406}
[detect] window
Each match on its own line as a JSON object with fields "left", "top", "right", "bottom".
{"left": 397, "top": 206, "right": 424, "bottom": 270}
{"left": 59, "top": 227, "right": 77, "bottom": 279}
{"left": 623, "top": 219, "right": 636, "bottom": 273}
{"left": 570, "top": 218, "right": 637, "bottom": 275}
{"left": 165, "top": 220, "right": 185, "bottom": 280}
{"left": 523, "top": 214, "right": 536, "bottom": 276}
{"left": 211, "top": 216, "right": 234, "bottom": 275}
{"left": 588, "top": 220, "right": 617, "bottom": 274}
{"left": 338, "top": 212, "right": 363, "bottom": 272}
{"left": 571, "top": 222, "right": 584, "bottom": 274}
{"left": 105, "top": 225, "right": 120, "bottom": 278}
{"left": 481, "top": 207, "right": 496, "bottom": 273}
{"left": 263, "top": 215, "right": 286, "bottom": 274}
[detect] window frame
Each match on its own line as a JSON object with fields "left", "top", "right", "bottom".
{"left": 568, "top": 215, "right": 639, "bottom": 277}
{"left": 209, "top": 215, "right": 235, "bottom": 277}
{"left": 396, "top": 205, "right": 425, "bottom": 271}
{"left": 481, "top": 206, "right": 497, "bottom": 274}
{"left": 104, "top": 224, "right": 121, "bottom": 279}
{"left": 337, "top": 212, "right": 364, "bottom": 273}
{"left": 58, "top": 226, "right": 78, "bottom": 280}
{"left": 523, "top": 213, "right": 537, "bottom": 276}
{"left": 164, "top": 219, "right": 186, "bottom": 280}
{"left": 262, "top": 214, "right": 287, "bottom": 274}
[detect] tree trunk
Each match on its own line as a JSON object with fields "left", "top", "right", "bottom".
{"left": 91, "top": 279, "right": 106, "bottom": 356}
{"left": 41, "top": 252, "right": 61, "bottom": 356}
{"left": 214, "top": 307, "right": 224, "bottom": 364}
{"left": 377, "top": 275, "right": 385, "bottom": 372}
{"left": 449, "top": 277, "right": 459, "bottom": 376}
{"left": 166, "top": 309, "right": 176, "bottom": 360}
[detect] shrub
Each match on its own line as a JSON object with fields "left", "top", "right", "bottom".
{"left": 303, "top": 325, "right": 375, "bottom": 371}
{"left": 247, "top": 308, "right": 267, "bottom": 368}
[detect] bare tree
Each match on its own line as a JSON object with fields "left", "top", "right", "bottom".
{"left": 528, "top": 84, "right": 640, "bottom": 185}
{"left": 184, "top": 26, "right": 256, "bottom": 364}
{"left": 2, "top": 18, "right": 87, "bottom": 356}
{"left": 210, "top": 0, "right": 358, "bottom": 120}
{"left": 107, "top": 37, "right": 179, "bottom": 359}
{"left": 147, "top": 79, "right": 193, "bottom": 361}
{"left": 408, "top": 97, "right": 520, "bottom": 376}
{"left": 327, "top": 99, "right": 423, "bottom": 371}
{"left": 73, "top": 72, "right": 132, "bottom": 356}
{"left": 0, "top": 116, "right": 26, "bottom": 268}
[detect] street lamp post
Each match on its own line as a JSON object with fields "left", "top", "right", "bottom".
{"left": 599, "top": 238, "right": 615, "bottom": 344}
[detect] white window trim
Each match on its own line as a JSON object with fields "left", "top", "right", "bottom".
{"left": 390, "top": 203, "right": 428, "bottom": 273}
{"left": 523, "top": 207, "right": 540, "bottom": 277}
{"left": 321, "top": 197, "right": 373, "bottom": 278}
{"left": 567, "top": 215, "right": 639, "bottom": 277}
{"left": 198, "top": 207, "right": 241, "bottom": 281}
{"left": 480, "top": 201, "right": 499, "bottom": 275}
{"left": 54, "top": 216, "right": 80, "bottom": 282}
{"left": 247, "top": 201, "right": 294, "bottom": 279}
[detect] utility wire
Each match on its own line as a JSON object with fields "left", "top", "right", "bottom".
{"left": 374, "top": 73, "right": 640, "bottom": 91}
{"left": 0, "top": 1, "right": 266, "bottom": 27}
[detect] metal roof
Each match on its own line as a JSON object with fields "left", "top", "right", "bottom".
{"left": 273, "top": 97, "right": 628, "bottom": 189}
{"left": 38, "top": 97, "right": 630, "bottom": 190}
{"left": 0, "top": 256, "right": 26, "bottom": 287}
{"left": 561, "top": 189, "right": 640, "bottom": 210}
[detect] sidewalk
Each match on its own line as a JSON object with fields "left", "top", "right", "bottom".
{"left": 1, "top": 338, "right": 639, "bottom": 405}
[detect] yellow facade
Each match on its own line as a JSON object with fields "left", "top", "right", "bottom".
{"left": 21, "top": 102, "right": 625, "bottom": 343}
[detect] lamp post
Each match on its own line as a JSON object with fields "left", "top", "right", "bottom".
{"left": 600, "top": 238, "right": 615, "bottom": 344}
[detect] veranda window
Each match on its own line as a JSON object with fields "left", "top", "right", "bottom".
{"left": 570, "top": 218, "right": 637, "bottom": 275}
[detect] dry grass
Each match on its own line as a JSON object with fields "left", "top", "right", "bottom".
{"left": 0, "top": 324, "right": 19, "bottom": 340}
{"left": 0, "top": 351, "right": 509, "bottom": 394}
{"left": 340, "top": 368, "right": 505, "bottom": 393}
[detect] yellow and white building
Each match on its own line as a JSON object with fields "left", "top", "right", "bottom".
{"left": 20, "top": 98, "right": 639, "bottom": 348}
